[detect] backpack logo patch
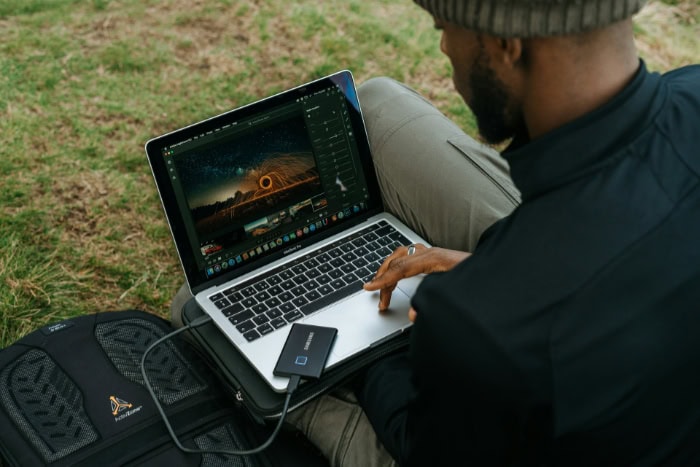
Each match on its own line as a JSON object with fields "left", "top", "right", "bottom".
{"left": 109, "top": 395, "right": 142, "bottom": 422}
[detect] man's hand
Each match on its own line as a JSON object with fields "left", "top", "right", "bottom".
{"left": 363, "top": 243, "right": 471, "bottom": 314}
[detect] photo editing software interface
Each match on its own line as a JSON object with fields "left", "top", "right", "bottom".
{"left": 162, "top": 84, "right": 371, "bottom": 280}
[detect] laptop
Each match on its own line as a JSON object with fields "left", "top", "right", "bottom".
{"left": 146, "top": 70, "right": 428, "bottom": 392}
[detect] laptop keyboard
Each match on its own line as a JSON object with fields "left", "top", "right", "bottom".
{"left": 208, "top": 221, "right": 410, "bottom": 342}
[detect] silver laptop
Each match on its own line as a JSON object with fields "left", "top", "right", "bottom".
{"left": 146, "top": 70, "right": 428, "bottom": 392}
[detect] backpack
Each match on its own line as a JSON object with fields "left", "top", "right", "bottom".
{"left": 0, "top": 310, "right": 327, "bottom": 467}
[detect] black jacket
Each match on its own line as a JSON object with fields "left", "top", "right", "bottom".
{"left": 359, "top": 62, "right": 700, "bottom": 466}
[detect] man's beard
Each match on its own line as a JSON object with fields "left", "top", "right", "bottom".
{"left": 467, "top": 51, "right": 524, "bottom": 145}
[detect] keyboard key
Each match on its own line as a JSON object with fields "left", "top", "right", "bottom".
{"left": 352, "top": 237, "right": 367, "bottom": 247}
{"left": 210, "top": 293, "right": 224, "bottom": 302}
{"left": 377, "top": 236, "right": 392, "bottom": 246}
{"left": 284, "top": 310, "right": 303, "bottom": 323}
{"left": 224, "top": 290, "right": 244, "bottom": 302}
{"left": 365, "top": 252, "right": 380, "bottom": 262}
{"left": 366, "top": 242, "right": 381, "bottom": 252}
{"left": 254, "top": 281, "right": 270, "bottom": 292}
{"left": 252, "top": 303, "right": 268, "bottom": 314}
{"left": 279, "top": 291, "right": 294, "bottom": 302}
{"left": 318, "top": 263, "right": 332, "bottom": 273}
{"left": 355, "top": 246, "right": 369, "bottom": 257}
{"left": 390, "top": 231, "right": 410, "bottom": 244}
{"left": 305, "top": 290, "right": 321, "bottom": 302}
{"left": 254, "top": 291, "right": 271, "bottom": 302}
{"left": 292, "top": 296, "right": 309, "bottom": 307}
{"left": 258, "top": 324, "right": 274, "bottom": 335}
{"left": 330, "top": 279, "right": 345, "bottom": 290}
{"left": 364, "top": 232, "right": 379, "bottom": 242}
{"left": 361, "top": 272, "right": 375, "bottom": 283}
{"left": 280, "top": 280, "right": 295, "bottom": 290}
{"left": 340, "top": 263, "right": 355, "bottom": 274}
{"left": 317, "top": 253, "right": 331, "bottom": 262}
{"left": 268, "top": 285, "right": 283, "bottom": 296}
{"left": 241, "top": 297, "right": 256, "bottom": 308}
{"left": 375, "top": 225, "right": 396, "bottom": 237}
{"left": 241, "top": 287, "right": 256, "bottom": 297}
{"left": 328, "top": 248, "right": 342, "bottom": 258}
{"left": 329, "top": 269, "right": 343, "bottom": 279}
{"left": 292, "top": 274, "right": 309, "bottom": 285}
{"left": 355, "top": 267, "right": 371, "bottom": 279}
{"left": 268, "top": 307, "right": 283, "bottom": 318}
{"left": 253, "top": 314, "right": 269, "bottom": 326}
{"left": 342, "top": 273, "right": 359, "bottom": 284}
{"left": 243, "top": 330, "right": 261, "bottom": 342}
{"left": 300, "top": 280, "right": 363, "bottom": 316}
{"left": 213, "top": 298, "right": 230, "bottom": 310}
{"left": 221, "top": 302, "right": 244, "bottom": 317}
{"left": 317, "top": 284, "right": 333, "bottom": 296}
{"left": 291, "top": 264, "right": 306, "bottom": 275}
{"left": 388, "top": 241, "right": 402, "bottom": 250}
{"left": 229, "top": 310, "right": 254, "bottom": 325}
{"left": 341, "top": 252, "right": 357, "bottom": 262}
{"left": 353, "top": 258, "right": 369, "bottom": 268}
{"left": 305, "top": 258, "right": 320, "bottom": 268}
{"left": 267, "top": 275, "right": 282, "bottom": 285}
{"left": 278, "top": 303, "right": 294, "bottom": 314}
{"left": 378, "top": 247, "right": 392, "bottom": 257}
{"left": 304, "top": 280, "right": 320, "bottom": 291}
{"left": 317, "top": 274, "right": 331, "bottom": 285}
{"left": 271, "top": 318, "right": 287, "bottom": 329}
{"left": 279, "top": 270, "right": 294, "bottom": 280}
{"left": 237, "top": 320, "right": 256, "bottom": 333}
{"left": 330, "top": 258, "right": 344, "bottom": 268}
{"left": 306, "top": 268, "right": 321, "bottom": 279}
{"left": 291, "top": 286, "right": 306, "bottom": 297}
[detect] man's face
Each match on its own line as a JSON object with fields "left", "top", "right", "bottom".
{"left": 436, "top": 19, "right": 525, "bottom": 144}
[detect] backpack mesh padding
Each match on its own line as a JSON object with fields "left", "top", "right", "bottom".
{"left": 94, "top": 318, "right": 207, "bottom": 405}
{"left": 195, "top": 423, "right": 261, "bottom": 467}
{"left": 0, "top": 349, "right": 99, "bottom": 463}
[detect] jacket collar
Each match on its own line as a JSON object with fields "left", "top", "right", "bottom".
{"left": 503, "top": 61, "right": 663, "bottom": 201}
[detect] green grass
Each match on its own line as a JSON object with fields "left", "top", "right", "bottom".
{"left": 1, "top": 0, "right": 698, "bottom": 348}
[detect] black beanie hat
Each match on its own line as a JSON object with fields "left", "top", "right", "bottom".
{"left": 413, "top": 0, "right": 647, "bottom": 37}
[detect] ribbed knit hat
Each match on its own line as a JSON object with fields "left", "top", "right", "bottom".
{"left": 413, "top": 0, "right": 647, "bottom": 37}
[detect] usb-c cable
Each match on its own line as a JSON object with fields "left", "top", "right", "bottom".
{"left": 139, "top": 315, "right": 301, "bottom": 456}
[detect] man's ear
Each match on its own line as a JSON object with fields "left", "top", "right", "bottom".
{"left": 483, "top": 35, "right": 525, "bottom": 69}
{"left": 503, "top": 38, "right": 525, "bottom": 68}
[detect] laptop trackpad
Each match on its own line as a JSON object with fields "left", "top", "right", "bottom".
{"left": 304, "top": 287, "right": 413, "bottom": 360}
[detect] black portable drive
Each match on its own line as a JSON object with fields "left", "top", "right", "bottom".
{"left": 273, "top": 324, "right": 338, "bottom": 379}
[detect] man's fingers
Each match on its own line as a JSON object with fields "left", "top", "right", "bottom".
{"left": 365, "top": 244, "right": 428, "bottom": 310}
{"left": 365, "top": 245, "right": 426, "bottom": 291}
{"left": 378, "top": 284, "right": 397, "bottom": 311}
{"left": 372, "top": 245, "right": 413, "bottom": 281}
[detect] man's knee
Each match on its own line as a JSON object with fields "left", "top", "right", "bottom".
{"left": 170, "top": 283, "right": 192, "bottom": 328}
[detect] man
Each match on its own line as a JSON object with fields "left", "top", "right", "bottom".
{"left": 289, "top": 0, "right": 700, "bottom": 465}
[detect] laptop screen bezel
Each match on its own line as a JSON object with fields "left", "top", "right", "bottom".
{"left": 145, "top": 70, "right": 384, "bottom": 294}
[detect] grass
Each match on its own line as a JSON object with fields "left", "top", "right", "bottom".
{"left": 1, "top": 0, "right": 698, "bottom": 348}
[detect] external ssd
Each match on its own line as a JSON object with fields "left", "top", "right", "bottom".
{"left": 273, "top": 324, "right": 338, "bottom": 379}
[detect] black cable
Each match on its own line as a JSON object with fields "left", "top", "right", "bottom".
{"left": 139, "top": 315, "right": 302, "bottom": 457}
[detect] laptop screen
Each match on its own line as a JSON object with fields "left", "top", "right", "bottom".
{"left": 146, "top": 71, "right": 383, "bottom": 292}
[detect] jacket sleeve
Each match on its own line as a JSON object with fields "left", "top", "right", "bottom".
{"left": 357, "top": 270, "right": 552, "bottom": 465}
{"left": 355, "top": 352, "right": 416, "bottom": 462}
